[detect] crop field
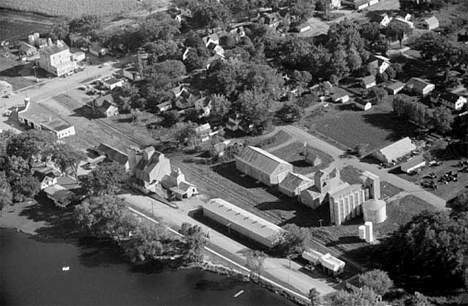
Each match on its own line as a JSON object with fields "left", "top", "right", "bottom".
{"left": 309, "top": 104, "right": 418, "bottom": 152}
{"left": 0, "top": 0, "right": 153, "bottom": 18}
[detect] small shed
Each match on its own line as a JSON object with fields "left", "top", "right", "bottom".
{"left": 304, "top": 146, "right": 321, "bottom": 166}
{"left": 386, "top": 81, "right": 405, "bottom": 95}
{"left": 354, "top": 98, "right": 372, "bottom": 111}
{"left": 331, "top": 89, "right": 350, "bottom": 103}
{"left": 400, "top": 155, "right": 425, "bottom": 173}
{"left": 423, "top": 16, "right": 439, "bottom": 30}
{"left": 361, "top": 75, "right": 376, "bottom": 89}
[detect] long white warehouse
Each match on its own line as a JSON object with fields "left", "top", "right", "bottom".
{"left": 203, "top": 198, "right": 285, "bottom": 248}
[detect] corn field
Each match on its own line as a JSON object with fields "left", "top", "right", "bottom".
{"left": 0, "top": 0, "right": 140, "bottom": 17}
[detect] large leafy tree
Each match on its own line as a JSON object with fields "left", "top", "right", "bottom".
{"left": 245, "top": 250, "right": 267, "bottom": 280}
{"left": 11, "top": 175, "right": 40, "bottom": 202}
{"left": 385, "top": 20, "right": 411, "bottom": 46}
{"left": 234, "top": 90, "right": 271, "bottom": 133}
{"left": 178, "top": 223, "right": 207, "bottom": 262}
{"left": 189, "top": 0, "right": 232, "bottom": 29}
{"left": 48, "top": 143, "right": 86, "bottom": 178}
{"left": 80, "top": 162, "right": 128, "bottom": 196}
{"left": 69, "top": 15, "right": 102, "bottom": 34}
{"left": 0, "top": 171, "right": 13, "bottom": 210}
{"left": 276, "top": 224, "right": 310, "bottom": 255}
{"left": 385, "top": 210, "right": 468, "bottom": 291}
{"left": 431, "top": 106, "right": 454, "bottom": 134}
{"left": 358, "top": 269, "right": 393, "bottom": 296}
{"left": 6, "top": 130, "right": 55, "bottom": 162}
{"left": 74, "top": 195, "right": 133, "bottom": 240}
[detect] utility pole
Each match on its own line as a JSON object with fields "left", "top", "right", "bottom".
{"left": 151, "top": 201, "right": 154, "bottom": 216}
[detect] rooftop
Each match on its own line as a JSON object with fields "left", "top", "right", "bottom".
{"left": 40, "top": 40, "right": 69, "bottom": 55}
{"left": 204, "top": 198, "right": 285, "bottom": 241}
{"left": 237, "top": 146, "right": 292, "bottom": 175}
{"left": 18, "top": 101, "right": 73, "bottom": 132}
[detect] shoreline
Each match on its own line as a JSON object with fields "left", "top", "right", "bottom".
{"left": 0, "top": 202, "right": 308, "bottom": 305}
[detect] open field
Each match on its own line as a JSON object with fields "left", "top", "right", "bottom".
{"left": 0, "top": 0, "right": 138, "bottom": 17}
{"left": 0, "top": 57, "right": 36, "bottom": 91}
{"left": 307, "top": 103, "right": 418, "bottom": 152}
{"left": 270, "top": 141, "right": 334, "bottom": 175}
{"left": 0, "top": 9, "right": 55, "bottom": 41}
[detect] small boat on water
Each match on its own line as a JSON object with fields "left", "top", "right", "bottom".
{"left": 62, "top": 266, "right": 70, "bottom": 271}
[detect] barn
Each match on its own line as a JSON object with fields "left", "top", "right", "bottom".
{"left": 236, "top": 146, "right": 293, "bottom": 186}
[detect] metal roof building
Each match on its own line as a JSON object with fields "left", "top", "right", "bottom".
{"left": 203, "top": 198, "right": 285, "bottom": 248}
{"left": 373, "top": 137, "right": 416, "bottom": 163}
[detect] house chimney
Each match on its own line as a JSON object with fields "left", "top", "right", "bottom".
{"left": 24, "top": 97, "right": 30, "bottom": 107}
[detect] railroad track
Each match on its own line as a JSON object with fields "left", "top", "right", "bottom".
{"left": 90, "top": 119, "right": 365, "bottom": 272}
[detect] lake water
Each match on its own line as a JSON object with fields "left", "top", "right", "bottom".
{"left": 0, "top": 229, "right": 296, "bottom": 305}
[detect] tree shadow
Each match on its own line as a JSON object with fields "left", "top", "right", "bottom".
{"left": 326, "top": 235, "right": 363, "bottom": 248}
{"left": 361, "top": 112, "right": 419, "bottom": 142}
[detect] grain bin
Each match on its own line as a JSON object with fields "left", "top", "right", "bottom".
{"left": 364, "top": 221, "right": 374, "bottom": 243}
{"left": 28, "top": 35, "right": 35, "bottom": 46}
{"left": 363, "top": 199, "right": 387, "bottom": 224}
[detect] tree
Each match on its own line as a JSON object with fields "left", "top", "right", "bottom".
{"left": 145, "top": 60, "right": 186, "bottom": 89}
{"left": 169, "top": 122, "right": 198, "bottom": 147}
{"left": 276, "top": 104, "right": 302, "bottom": 124}
{"left": 367, "top": 87, "right": 388, "bottom": 105}
{"left": 179, "top": 222, "right": 207, "bottom": 262}
{"left": 74, "top": 195, "right": 133, "bottom": 240}
{"left": 145, "top": 40, "right": 179, "bottom": 62}
{"left": 189, "top": 0, "right": 232, "bottom": 29}
{"left": 0, "top": 171, "right": 13, "bottom": 210}
{"left": 358, "top": 269, "right": 393, "bottom": 296}
{"left": 11, "top": 175, "right": 40, "bottom": 202}
{"left": 123, "top": 223, "right": 174, "bottom": 262}
{"left": 385, "top": 21, "right": 411, "bottom": 46}
{"left": 209, "top": 94, "right": 231, "bottom": 120}
{"left": 289, "top": 0, "right": 316, "bottom": 22}
{"left": 48, "top": 19, "right": 70, "bottom": 41}
{"left": 276, "top": 224, "right": 310, "bottom": 256}
{"left": 48, "top": 143, "right": 86, "bottom": 178}
{"left": 80, "top": 162, "right": 128, "bottom": 196}
{"left": 309, "top": 288, "right": 321, "bottom": 306}
{"left": 138, "top": 13, "right": 180, "bottom": 42}
{"left": 161, "top": 110, "right": 180, "bottom": 127}
{"left": 360, "top": 22, "right": 382, "bottom": 45}
{"left": 431, "top": 106, "right": 454, "bottom": 134}
{"left": 4, "top": 156, "right": 31, "bottom": 185}
{"left": 331, "top": 287, "right": 386, "bottom": 306}
{"left": 6, "top": 130, "right": 55, "bottom": 162}
{"left": 235, "top": 90, "right": 271, "bottom": 133}
{"left": 69, "top": 15, "right": 102, "bottom": 34}
{"left": 385, "top": 210, "right": 468, "bottom": 291}
{"left": 451, "top": 192, "right": 468, "bottom": 216}
{"left": 245, "top": 250, "right": 266, "bottom": 280}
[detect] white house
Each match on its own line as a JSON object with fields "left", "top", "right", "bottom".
{"left": 361, "top": 75, "right": 377, "bottom": 89}
{"left": 102, "top": 77, "right": 123, "bottom": 90}
{"left": 72, "top": 51, "right": 86, "bottom": 62}
{"left": 439, "top": 92, "right": 467, "bottom": 111}
{"left": 89, "top": 44, "right": 108, "bottom": 57}
{"left": 369, "top": 55, "right": 390, "bottom": 74}
{"left": 405, "top": 77, "right": 435, "bottom": 96}
{"left": 401, "top": 155, "right": 426, "bottom": 173}
{"left": 371, "top": 13, "right": 392, "bottom": 27}
{"left": 423, "top": 16, "right": 439, "bottom": 30}
{"left": 355, "top": 98, "right": 372, "bottom": 111}
{"left": 386, "top": 81, "right": 405, "bottom": 95}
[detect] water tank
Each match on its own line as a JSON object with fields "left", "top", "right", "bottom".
{"left": 364, "top": 221, "right": 374, "bottom": 243}
{"left": 358, "top": 225, "right": 366, "bottom": 240}
{"left": 28, "top": 35, "right": 35, "bottom": 46}
{"left": 363, "top": 199, "right": 387, "bottom": 224}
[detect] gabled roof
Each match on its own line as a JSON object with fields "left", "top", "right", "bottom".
{"left": 386, "top": 81, "right": 405, "bottom": 90}
{"left": 96, "top": 143, "right": 128, "bottom": 165}
{"left": 89, "top": 44, "right": 106, "bottom": 52}
{"left": 440, "top": 92, "right": 464, "bottom": 104}
{"left": 103, "top": 77, "right": 122, "bottom": 86}
{"left": 424, "top": 16, "right": 439, "bottom": 28}
{"left": 33, "top": 169, "right": 57, "bottom": 182}
{"left": 279, "top": 172, "right": 313, "bottom": 193}
{"left": 40, "top": 40, "right": 69, "bottom": 55}
{"left": 370, "top": 13, "right": 388, "bottom": 23}
{"left": 18, "top": 100, "right": 73, "bottom": 133}
{"left": 331, "top": 88, "right": 349, "bottom": 100}
{"left": 237, "top": 146, "right": 292, "bottom": 175}
{"left": 19, "top": 43, "right": 37, "bottom": 53}
{"left": 361, "top": 75, "right": 376, "bottom": 85}
{"left": 401, "top": 154, "right": 425, "bottom": 171}
{"left": 377, "top": 137, "right": 416, "bottom": 162}
{"left": 406, "top": 77, "right": 434, "bottom": 92}
{"left": 195, "top": 123, "right": 212, "bottom": 135}
{"left": 355, "top": 98, "right": 371, "bottom": 106}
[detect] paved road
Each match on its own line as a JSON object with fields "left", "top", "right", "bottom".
{"left": 120, "top": 193, "right": 337, "bottom": 297}
{"left": 277, "top": 125, "right": 447, "bottom": 210}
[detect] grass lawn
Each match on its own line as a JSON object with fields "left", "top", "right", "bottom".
{"left": 251, "top": 130, "right": 291, "bottom": 150}
{"left": 307, "top": 103, "right": 418, "bottom": 151}
{"left": 270, "top": 141, "right": 334, "bottom": 175}
{"left": 0, "top": 58, "right": 35, "bottom": 91}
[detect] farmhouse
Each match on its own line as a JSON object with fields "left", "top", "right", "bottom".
{"left": 354, "top": 98, "right": 372, "bottom": 111}
{"left": 194, "top": 123, "right": 213, "bottom": 143}
{"left": 360, "top": 75, "right": 376, "bottom": 89}
{"left": 401, "top": 155, "right": 426, "bottom": 173}
{"left": 236, "top": 146, "right": 293, "bottom": 186}
{"left": 72, "top": 51, "right": 85, "bottom": 62}
{"left": 354, "top": 0, "right": 369, "bottom": 10}
{"left": 18, "top": 99, "right": 76, "bottom": 139}
{"left": 93, "top": 94, "right": 119, "bottom": 118}
{"left": 226, "top": 113, "right": 254, "bottom": 133}
{"left": 194, "top": 97, "right": 212, "bottom": 118}
{"left": 392, "top": 16, "right": 414, "bottom": 29}
{"left": 304, "top": 146, "right": 321, "bottom": 166}
{"left": 368, "top": 55, "right": 390, "bottom": 75}
{"left": 127, "top": 146, "right": 172, "bottom": 191}
{"left": 438, "top": 92, "right": 467, "bottom": 110}
{"left": 279, "top": 172, "right": 315, "bottom": 197}
{"left": 19, "top": 43, "right": 38, "bottom": 57}
{"left": 331, "top": 89, "right": 350, "bottom": 103}
{"left": 405, "top": 77, "right": 435, "bottom": 96}
{"left": 43, "top": 184, "right": 73, "bottom": 209}
{"left": 156, "top": 101, "right": 172, "bottom": 112}
{"left": 96, "top": 143, "right": 129, "bottom": 171}
{"left": 37, "top": 39, "right": 75, "bottom": 77}
{"left": 33, "top": 168, "right": 59, "bottom": 190}
{"left": 119, "top": 66, "right": 141, "bottom": 81}
{"left": 203, "top": 198, "right": 286, "bottom": 248}
{"left": 370, "top": 13, "right": 392, "bottom": 27}
{"left": 423, "top": 16, "right": 439, "bottom": 30}
{"left": 0, "top": 80, "right": 13, "bottom": 97}
{"left": 373, "top": 137, "right": 416, "bottom": 163}
{"left": 386, "top": 81, "right": 405, "bottom": 95}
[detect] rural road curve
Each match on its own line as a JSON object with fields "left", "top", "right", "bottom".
{"left": 277, "top": 125, "right": 447, "bottom": 210}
